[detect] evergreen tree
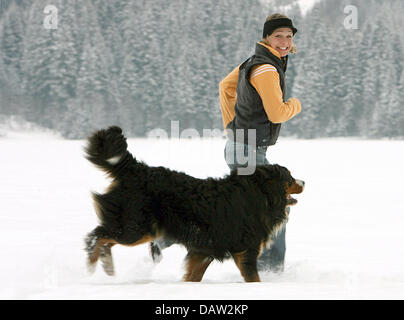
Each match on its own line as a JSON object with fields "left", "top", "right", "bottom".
{"left": 21, "top": 0, "right": 80, "bottom": 128}
{"left": 60, "top": 0, "right": 112, "bottom": 138}
{"left": 338, "top": 31, "right": 364, "bottom": 137}
{"left": 0, "top": 0, "right": 403, "bottom": 139}
{"left": 1, "top": 2, "right": 24, "bottom": 73}
{"left": 368, "top": 19, "right": 397, "bottom": 137}
{"left": 287, "top": 5, "right": 327, "bottom": 138}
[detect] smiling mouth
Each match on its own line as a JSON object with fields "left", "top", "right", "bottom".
{"left": 287, "top": 195, "right": 297, "bottom": 206}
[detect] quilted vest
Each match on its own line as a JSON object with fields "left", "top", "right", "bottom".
{"left": 227, "top": 43, "right": 287, "bottom": 146}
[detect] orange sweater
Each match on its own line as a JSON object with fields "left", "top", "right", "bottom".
{"left": 219, "top": 42, "right": 301, "bottom": 129}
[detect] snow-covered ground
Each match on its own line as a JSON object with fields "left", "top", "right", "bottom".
{"left": 1, "top": 132, "right": 404, "bottom": 300}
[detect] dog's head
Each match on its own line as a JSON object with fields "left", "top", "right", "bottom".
{"left": 285, "top": 172, "right": 305, "bottom": 207}
{"left": 254, "top": 164, "right": 304, "bottom": 208}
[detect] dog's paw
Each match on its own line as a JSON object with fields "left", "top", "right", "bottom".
{"left": 87, "top": 259, "right": 97, "bottom": 274}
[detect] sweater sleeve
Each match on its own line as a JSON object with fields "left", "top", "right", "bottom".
{"left": 250, "top": 64, "right": 301, "bottom": 124}
{"left": 219, "top": 66, "right": 239, "bottom": 129}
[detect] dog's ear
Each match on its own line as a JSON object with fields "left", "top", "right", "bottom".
{"left": 107, "top": 126, "right": 123, "bottom": 135}
{"left": 272, "top": 165, "right": 296, "bottom": 188}
{"left": 252, "top": 166, "right": 285, "bottom": 204}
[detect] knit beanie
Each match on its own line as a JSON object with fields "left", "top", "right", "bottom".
{"left": 262, "top": 18, "right": 297, "bottom": 38}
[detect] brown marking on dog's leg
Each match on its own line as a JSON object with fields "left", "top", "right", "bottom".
{"left": 122, "top": 234, "right": 155, "bottom": 247}
{"left": 87, "top": 232, "right": 156, "bottom": 276}
{"left": 258, "top": 241, "right": 268, "bottom": 258}
{"left": 87, "top": 237, "right": 118, "bottom": 274}
{"left": 232, "top": 250, "right": 260, "bottom": 282}
{"left": 183, "top": 252, "right": 213, "bottom": 282}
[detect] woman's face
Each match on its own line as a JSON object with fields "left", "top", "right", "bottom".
{"left": 266, "top": 27, "right": 294, "bottom": 57}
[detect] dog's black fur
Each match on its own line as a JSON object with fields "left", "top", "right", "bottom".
{"left": 84, "top": 126, "right": 303, "bottom": 282}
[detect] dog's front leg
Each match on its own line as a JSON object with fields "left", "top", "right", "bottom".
{"left": 232, "top": 248, "right": 261, "bottom": 282}
{"left": 183, "top": 251, "right": 213, "bottom": 282}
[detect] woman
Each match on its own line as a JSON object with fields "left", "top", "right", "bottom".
{"left": 150, "top": 14, "right": 302, "bottom": 270}
{"left": 219, "top": 13, "right": 302, "bottom": 272}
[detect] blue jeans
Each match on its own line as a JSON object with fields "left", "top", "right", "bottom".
{"left": 224, "top": 139, "right": 286, "bottom": 272}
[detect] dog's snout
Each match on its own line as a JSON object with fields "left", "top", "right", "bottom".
{"left": 296, "top": 179, "right": 305, "bottom": 189}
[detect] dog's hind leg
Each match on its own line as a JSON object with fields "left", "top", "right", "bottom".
{"left": 232, "top": 248, "right": 261, "bottom": 282}
{"left": 183, "top": 251, "right": 213, "bottom": 282}
{"left": 100, "top": 243, "right": 116, "bottom": 276}
{"left": 85, "top": 226, "right": 118, "bottom": 275}
{"left": 85, "top": 224, "right": 156, "bottom": 276}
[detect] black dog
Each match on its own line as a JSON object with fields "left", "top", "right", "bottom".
{"left": 84, "top": 126, "right": 304, "bottom": 282}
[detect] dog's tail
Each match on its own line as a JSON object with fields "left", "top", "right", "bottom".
{"left": 84, "top": 126, "right": 133, "bottom": 179}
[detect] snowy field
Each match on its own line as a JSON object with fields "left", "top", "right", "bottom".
{"left": 1, "top": 131, "right": 404, "bottom": 300}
